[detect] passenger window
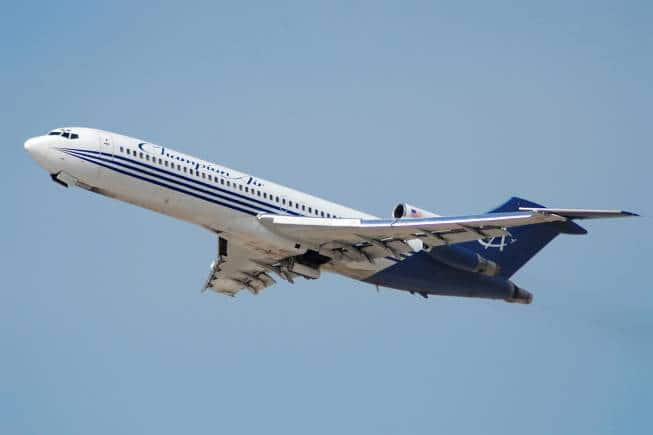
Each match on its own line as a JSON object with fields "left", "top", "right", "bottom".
{"left": 276, "top": 196, "right": 280, "bottom": 202}
{"left": 263, "top": 193, "right": 267, "bottom": 199}
{"left": 146, "top": 155, "right": 150, "bottom": 161}
{"left": 183, "top": 167, "right": 187, "bottom": 173}
{"left": 139, "top": 152, "right": 143, "bottom": 158}
{"left": 308, "top": 207, "right": 312, "bottom": 213}
{"left": 120, "top": 146, "right": 124, "bottom": 153}
{"left": 227, "top": 181, "right": 230, "bottom": 187}
{"left": 220, "top": 179, "right": 224, "bottom": 185}
{"left": 289, "top": 201, "right": 293, "bottom": 207}
{"left": 302, "top": 205, "right": 305, "bottom": 211}
{"left": 321, "top": 211, "right": 325, "bottom": 217}
{"left": 158, "top": 158, "right": 162, "bottom": 164}
{"left": 257, "top": 191, "right": 261, "bottom": 197}
{"left": 245, "top": 187, "right": 249, "bottom": 193}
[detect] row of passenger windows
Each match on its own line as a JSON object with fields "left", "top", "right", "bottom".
{"left": 118, "top": 146, "right": 340, "bottom": 218}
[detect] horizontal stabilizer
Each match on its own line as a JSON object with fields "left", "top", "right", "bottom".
{"left": 519, "top": 207, "right": 638, "bottom": 220}
{"left": 458, "top": 197, "right": 637, "bottom": 278}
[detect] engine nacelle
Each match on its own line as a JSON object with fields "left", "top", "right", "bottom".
{"left": 505, "top": 285, "right": 533, "bottom": 304}
{"left": 393, "top": 203, "right": 440, "bottom": 219}
{"left": 428, "top": 246, "right": 500, "bottom": 277}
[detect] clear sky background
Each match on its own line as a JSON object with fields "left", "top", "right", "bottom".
{"left": 2, "top": 1, "right": 652, "bottom": 434}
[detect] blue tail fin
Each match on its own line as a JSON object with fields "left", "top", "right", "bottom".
{"left": 460, "top": 197, "right": 587, "bottom": 278}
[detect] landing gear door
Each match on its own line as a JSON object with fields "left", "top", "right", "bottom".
{"left": 99, "top": 133, "right": 114, "bottom": 159}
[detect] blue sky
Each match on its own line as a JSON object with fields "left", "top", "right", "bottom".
{"left": 3, "top": 1, "right": 652, "bottom": 434}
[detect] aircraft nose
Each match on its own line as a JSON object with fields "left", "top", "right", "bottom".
{"left": 24, "top": 135, "right": 56, "bottom": 172}
{"left": 24, "top": 135, "right": 50, "bottom": 158}
{"left": 24, "top": 137, "right": 38, "bottom": 153}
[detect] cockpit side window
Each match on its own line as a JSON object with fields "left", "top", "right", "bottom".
{"left": 49, "top": 129, "right": 79, "bottom": 139}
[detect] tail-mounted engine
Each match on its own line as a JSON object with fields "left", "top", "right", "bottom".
{"left": 428, "top": 246, "right": 500, "bottom": 277}
{"left": 393, "top": 203, "right": 440, "bottom": 219}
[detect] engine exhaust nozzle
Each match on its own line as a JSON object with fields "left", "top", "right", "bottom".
{"left": 505, "top": 286, "right": 533, "bottom": 304}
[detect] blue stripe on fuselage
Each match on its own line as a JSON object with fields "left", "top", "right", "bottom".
{"left": 61, "top": 147, "right": 301, "bottom": 216}
{"left": 59, "top": 149, "right": 261, "bottom": 216}
{"left": 63, "top": 149, "right": 281, "bottom": 216}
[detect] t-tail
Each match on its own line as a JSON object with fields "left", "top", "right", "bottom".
{"left": 459, "top": 197, "right": 589, "bottom": 279}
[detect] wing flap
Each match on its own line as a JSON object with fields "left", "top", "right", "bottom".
{"left": 203, "top": 237, "right": 288, "bottom": 296}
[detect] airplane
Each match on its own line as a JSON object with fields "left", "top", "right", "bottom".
{"left": 24, "top": 127, "right": 637, "bottom": 304}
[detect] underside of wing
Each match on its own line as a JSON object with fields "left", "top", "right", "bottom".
{"left": 203, "top": 237, "right": 291, "bottom": 296}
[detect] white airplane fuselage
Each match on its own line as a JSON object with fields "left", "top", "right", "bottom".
{"left": 25, "top": 127, "right": 389, "bottom": 282}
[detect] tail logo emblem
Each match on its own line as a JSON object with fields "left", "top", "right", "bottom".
{"left": 478, "top": 230, "right": 517, "bottom": 251}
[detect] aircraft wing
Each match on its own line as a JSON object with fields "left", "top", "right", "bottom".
{"left": 258, "top": 208, "right": 636, "bottom": 259}
{"left": 203, "top": 236, "right": 294, "bottom": 296}
{"left": 205, "top": 208, "right": 637, "bottom": 296}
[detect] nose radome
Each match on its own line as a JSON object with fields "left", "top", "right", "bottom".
{"left": 25, "top": 135, "right": 59, "bottom": 173}
{"left": 24, "top": 135, "right": 50, "bottom": 158}
{"left": 24, "top": 137, "right": 38, "bottom": 152}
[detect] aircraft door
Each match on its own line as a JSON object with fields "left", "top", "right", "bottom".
{"left": 99, "top": 133, "right": 114, "bottom": 159}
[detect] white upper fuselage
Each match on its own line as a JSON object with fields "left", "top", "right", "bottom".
{"left": 24, "top": 127, "right": 382, "bottom": 277}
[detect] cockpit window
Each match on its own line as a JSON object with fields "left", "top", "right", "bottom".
{"left": 48, "top": 129, "right": 79, "bottom": 139}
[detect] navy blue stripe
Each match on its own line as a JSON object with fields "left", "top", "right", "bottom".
{"left": 63, "top": 149, "right": 282, "bottom": 216}
{"left": 61, "top": 150, "right": 259, "bottom": 216}
{"left": 62, "top": 147, "right": 301, "bottom": 216}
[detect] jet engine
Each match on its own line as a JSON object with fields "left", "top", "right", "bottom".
{"left": 393, "top": 203, "right": 440, "bottom": 219}
{"left": 428, "top": 246, "right": 500, "bottom": 277}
